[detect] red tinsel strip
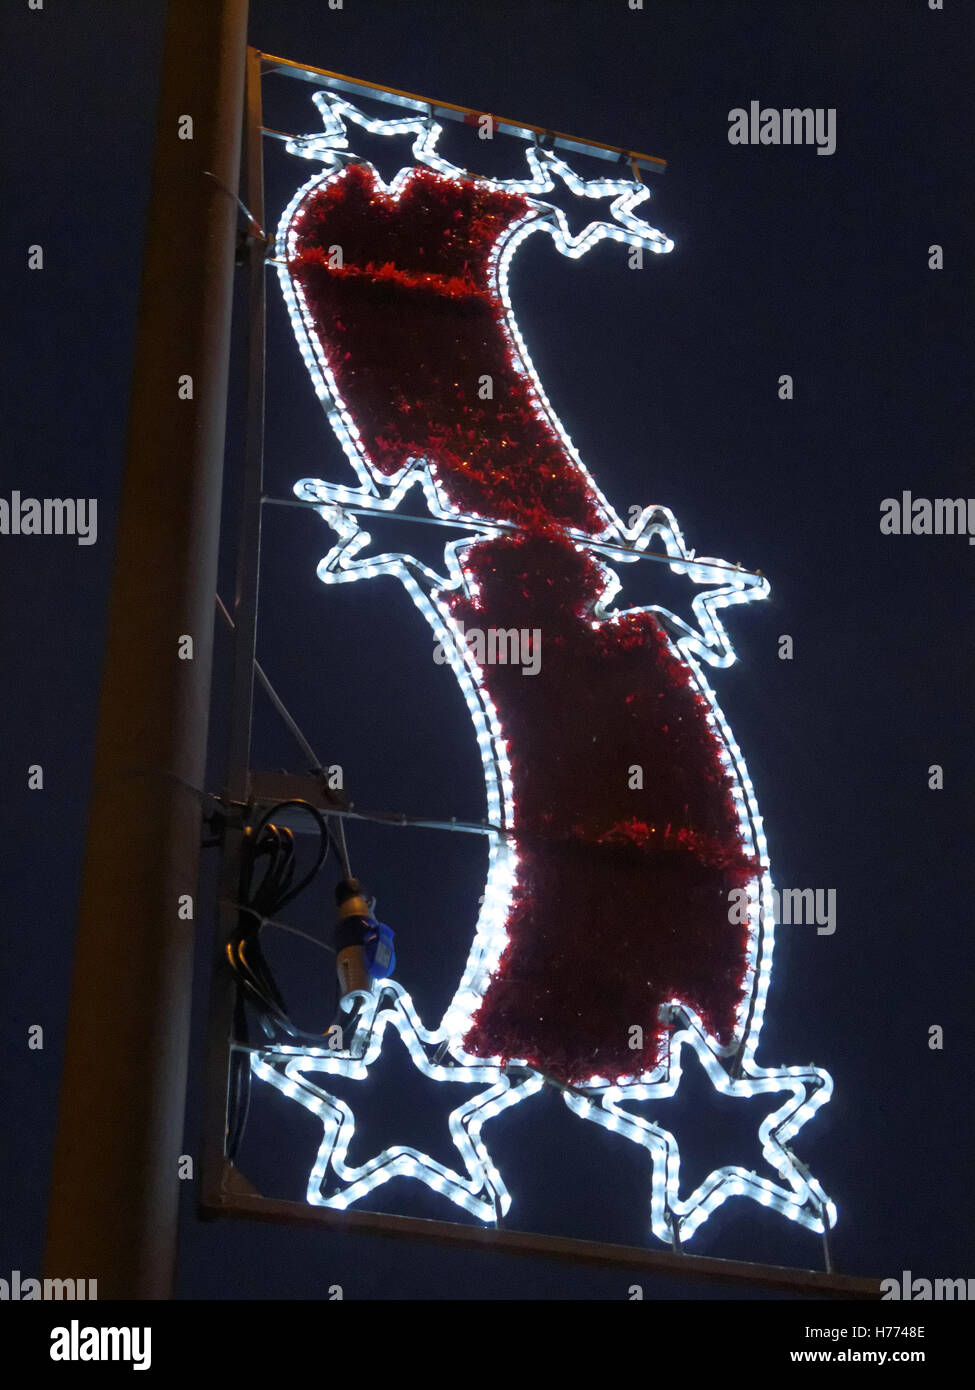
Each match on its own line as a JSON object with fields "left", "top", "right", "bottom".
{"left": 288, "top": 163, "right": 758, "bottom": 1084}
{"left": 450, "top": 532, "right": 756, "bottom": 1082}
{"left": 291, "top": 163, "right": 604, "bottom": 532}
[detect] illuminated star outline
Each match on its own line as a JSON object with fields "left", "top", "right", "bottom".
{"left": 251, "top": 89, "right": 835, "bottom": 1242}
{"left": 251, "top": 982, "right": 543, "bottom": 1222}
{"left": 563, "top": 1014, "right": 835, "bottom": 1242}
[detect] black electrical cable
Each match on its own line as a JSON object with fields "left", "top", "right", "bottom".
{"left": 226, "top": 800, "right": 345, "bottom": 1161}
{"left": 229, "top": 799, "right": 343, "bottom": 1043}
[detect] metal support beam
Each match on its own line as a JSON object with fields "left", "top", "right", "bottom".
{"left": 201, "top": 45, "right": 267, "bottom": 1215}
{"left": 263, "top": 493, "right": 765, "bottom": 582}
{"left": 204, "top": 1174, "right": 881, "bottom": 1300}
{"left": 259, "top": 51, "right": 666, "bottom": 176}
{"left": 44, "top": 0, "right": 248, "bottom": 1299}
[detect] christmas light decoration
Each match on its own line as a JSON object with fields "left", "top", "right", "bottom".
{"left": 252, "top": 983, "right": 543, "bottom": 1219}
{"left": 251, "top": 90, "right": 834, "bottom": 1242}
{"left": 562, "top": 1015, "right": 835, "bottom": 1240}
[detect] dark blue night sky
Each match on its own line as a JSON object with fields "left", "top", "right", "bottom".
{"left": 2, "top": 0, "right": 972, "bottom": 1303}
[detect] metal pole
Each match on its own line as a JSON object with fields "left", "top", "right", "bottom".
{"left": 201, "top": 45, "right": 266, "bottom": 1211}
{"left": 44, "top": 0, "right": 248, "bottom": 1299}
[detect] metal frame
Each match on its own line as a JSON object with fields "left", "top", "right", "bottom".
{"left": 199, "top": 48, "right": 877, "bottom": 1299}
{"left": 259, "top": 51, "right": 667, "bottom": 178}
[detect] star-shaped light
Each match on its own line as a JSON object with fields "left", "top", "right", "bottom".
{"left": 251, "top": 982, "right": 543, "bottom": 1221}
{"left": 284, "top": 90, "right": 429, "bottom": 177}
{"left": 562, "top": 1012, "right": 835, "bottom": 1243}
{"left": 293, "top": 463, "right": 495, "bottom": 593}
{"left": 596, "top": 502, "right": 770, "bottom": 669}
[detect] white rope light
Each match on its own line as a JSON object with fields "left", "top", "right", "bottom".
{"left": 252, "top": 983, "right": 543, "bottom": 1221}
{"left": 563, "top": 1014, "right": 835, "bottom": 1241}
{"left": 251, "top": 91, "right": 835, "bottom": 1243}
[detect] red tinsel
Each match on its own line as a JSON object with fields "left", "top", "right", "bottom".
{"left": 289, "top": 163, "right": 757, "bottom": 1084}
{"left": 291, "top": 164, "right": 603, "bottom": 531}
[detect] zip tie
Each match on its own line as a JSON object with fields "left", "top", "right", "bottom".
{"left": 203, "top": 169, "right": 269, "bottom": 243}
{"left": 225, "top": 901, "right": 336, "bottom": 954}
